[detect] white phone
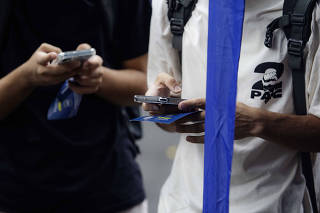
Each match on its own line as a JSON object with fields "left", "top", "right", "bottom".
{"left": 52, "top": 48, "right": 96, "bottom": 64}
{"left": 134, "top": 95, "right": 185, "bottom": 105}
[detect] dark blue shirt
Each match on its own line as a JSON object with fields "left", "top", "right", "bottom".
{"left": 0, "top": 0, "right": 151, "bottom": 212}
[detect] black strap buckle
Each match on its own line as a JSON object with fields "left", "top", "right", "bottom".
{"left": 170, "top": 18, "right": 184, "bottom": 35}
{"left": 291, "top": 14, "right": 305, "bottom": 26}
{"left": 288, "top": 39, "right": 304, "bottom": 56}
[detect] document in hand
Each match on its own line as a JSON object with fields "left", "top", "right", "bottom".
{"left": 130, "top": 111, "right": 199, "bottom": 124}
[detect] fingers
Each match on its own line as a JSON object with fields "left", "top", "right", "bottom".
{"left": 68, "top": 60, "right": 103, "bottom": 95}
{"left": 60, "top": 60, "right": 82, "bottom": 71}
{"left": 38, "top": 43, "right": 62, "bottom": 54}
{"left": 186, "top": 135, "right": 205, "bottom": 144}
{"left": 87, "top": 55, "right": 103, "bottom": 67}
{"left": 156, "top": 72, "right": 181, "bottom": 94}
{"left": 176, "top": 122, "right": 205, "bottom": 133}
{"left": 81, "top": 55, "right": 103, "bottom": 75}
{"left": 143, "top": 103, "right": 160, "bottom": 111}
{"left": 37, "top": 52, "right": 58, "bottom": 66}
{"left": 73, "top": 74, "right": 103, "bottom": 87}
{"left": 143, "top": 72, "right": 181, "bottom": 114}
{"left": 45, "top": 61, "right": 80, "bottom": 77}
{"left": 143, "top": 103, "right": 180, "bottom": 115}
{"left": 176, "top": 111, "right": 205, "bottom": 124}
{"left": 76, "top": 43, "right": 91, "bottom": 51}
{"left": 145, "top": 84, "right": 171, "bottom": 97}
{"left": 179, "top": 98, "right": 206, "bottom": 111}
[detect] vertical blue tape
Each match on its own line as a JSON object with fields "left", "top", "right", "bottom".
{"left": 203, "top": 0, "right": 245, "bottom": 212}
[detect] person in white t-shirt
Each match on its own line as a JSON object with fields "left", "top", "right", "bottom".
{"left": 144, "top": 0, "right": 320, "bottom": 212}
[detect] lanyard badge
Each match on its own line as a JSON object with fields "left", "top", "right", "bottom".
{"left": 47, "top": 81, "right": 82, "bottom": 120}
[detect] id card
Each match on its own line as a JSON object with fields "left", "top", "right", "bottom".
{"left": 131, "top": 112, "right": 198, "bottom": 124}
{"left": 47, "top": 81, "right": 82, "bottom": 120}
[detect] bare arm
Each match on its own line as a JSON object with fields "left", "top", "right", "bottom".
{"left": 0, "top": 43, "right": 80, "bottom": 120}
{"left": 236, "top": 103, "right": 320, "bottom": 152}
{"left": 0, "top": 65, "right": 34, "bottom": 120}
{"left": 96, "top": 54, "right": 148, "bottom": 106}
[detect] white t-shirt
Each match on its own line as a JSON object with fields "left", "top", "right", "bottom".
{"left": 147, "top": 0, "right": 320, "bottom": 212}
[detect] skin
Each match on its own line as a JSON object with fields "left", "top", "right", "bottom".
{"left": 143, "top": 72, "right": 205, "bottom": 142}
{"left": 0, "top": 43, "right": 81, "bottom": 120}
{"left": 0, "top": 43, "right": 147, "bottom": 120}
{"left": 144, "top": 72, "right": 320, "bottom": 151}
{"left": 96, "top": 54, "right": 148, "bottom": 106}
{"left": 76, "top": 44, "right": 148, "bottom": 106}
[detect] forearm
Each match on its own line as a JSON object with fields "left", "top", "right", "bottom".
{"left": 0, "top": 64, "right": 34, "bottom": 120}
{"left": 97, "top": 67, "right": 147, "bottom": 106}
{"left": 253, "top": 110, "right": 320, "bottom": 151}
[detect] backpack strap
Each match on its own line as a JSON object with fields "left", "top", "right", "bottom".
{"left": 167, "top": 0, "right": 198, "bottom": 62}
{"left": 264, "top": 0, "right": 318, "bottom": 212}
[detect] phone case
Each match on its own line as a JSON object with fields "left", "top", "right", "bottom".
{"left": 134, "top": 95, "right": 185, "bottom": 105}
{"left": 53, "top": 48, "right": 96, "bottom": 64}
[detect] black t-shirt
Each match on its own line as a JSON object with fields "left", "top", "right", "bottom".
{"left": 0, "top": 0, "right": 151, "bottom": 212}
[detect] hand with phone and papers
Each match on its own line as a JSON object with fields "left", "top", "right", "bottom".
{"left": 142, "top": 72, "right": 205, "bottom": 143}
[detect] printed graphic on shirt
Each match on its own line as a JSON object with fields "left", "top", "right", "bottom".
{"left": 251, "top": 62, "right": 284, "bottom": 104}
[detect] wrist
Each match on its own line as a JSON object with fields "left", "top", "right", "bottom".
{"left": 15, "top": 62, "right": 37, "bottom": 90}
{"left": 95, "top": 67, "right": 108, "bottom": 95}
{"left": 249, "top": 108, "right": 267, "bottom": 138}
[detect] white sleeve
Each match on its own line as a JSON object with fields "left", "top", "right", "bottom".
{"left": 306, "top": 2, "right": 320, "bottom": 118}
{"left": 147, "top": 0, "right": 181, "bottom": 88}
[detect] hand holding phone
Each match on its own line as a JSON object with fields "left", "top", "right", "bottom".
{"left": 23, "top": 43, "right": 83, "bottom": 87}
{"left": 142, "top": 72, "right": 182, "bottom": 115}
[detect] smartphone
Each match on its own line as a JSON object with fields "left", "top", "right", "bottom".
{"left": 52, "top": 48, "right": 96, "bottom": 64}
{"left": 134, "top": 95, "right": 185, "bottom": 105}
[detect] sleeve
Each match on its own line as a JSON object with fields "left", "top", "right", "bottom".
{"left": 306, "top": 2, "right": 320, "bottom": 118}
{"left": 116, "top": 0, "right": 152, "bottom": 61}
{"left": 147, "top": 0, "right": 181, "bottom": 87}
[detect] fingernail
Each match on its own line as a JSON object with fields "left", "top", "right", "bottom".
{"left": 179, "top": 103, "right": 187, "bottom": 111}
{"left": 178, "top": 103, "right": 184, "bottom": 111}
{"left": 174, "top": 86, "right": 182, "bottom": 92}
{"left": 152, "top": 105, "right": 160, "bottom": 111}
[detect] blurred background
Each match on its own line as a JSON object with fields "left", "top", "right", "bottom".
{"left": 137, "top": 120, "right": 180, "bottom": 212}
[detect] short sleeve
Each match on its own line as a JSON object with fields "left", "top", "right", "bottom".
{"left": 116, "top": 0, "right": 152, "bottom": 61}
{"left": 147, "top": 0, "right": 181, "bottom": 87}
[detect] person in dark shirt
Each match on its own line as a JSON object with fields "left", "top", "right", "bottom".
{"left": 0, "top": 0, "right": 151, "bottom": 212}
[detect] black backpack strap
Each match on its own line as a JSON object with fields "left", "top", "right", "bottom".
{"left": 301, "top": 152, "right": 318, "bottom": 212}
{"left": 286, "top": 2, "right": 318, "bottom": 211}
{"left": 264, "top": 0, "right": 318, "bottom": 212}
{"left": 167, "top": 0, "right": 198, "bottom": 62}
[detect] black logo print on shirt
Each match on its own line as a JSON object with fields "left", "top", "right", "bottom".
{"left": 251, "top": 62, "right": 284, "bottom": 104}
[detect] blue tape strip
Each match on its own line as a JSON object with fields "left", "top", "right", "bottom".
{"left": 204, "top": 0, "right": 245, "bottom": 212}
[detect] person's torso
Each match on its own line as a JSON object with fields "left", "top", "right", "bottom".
{"left": 158, "top": 0, "right": 320, "bottom": 212}
{"left": 0, "top": 1, "right": 145, "bottom": 212}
